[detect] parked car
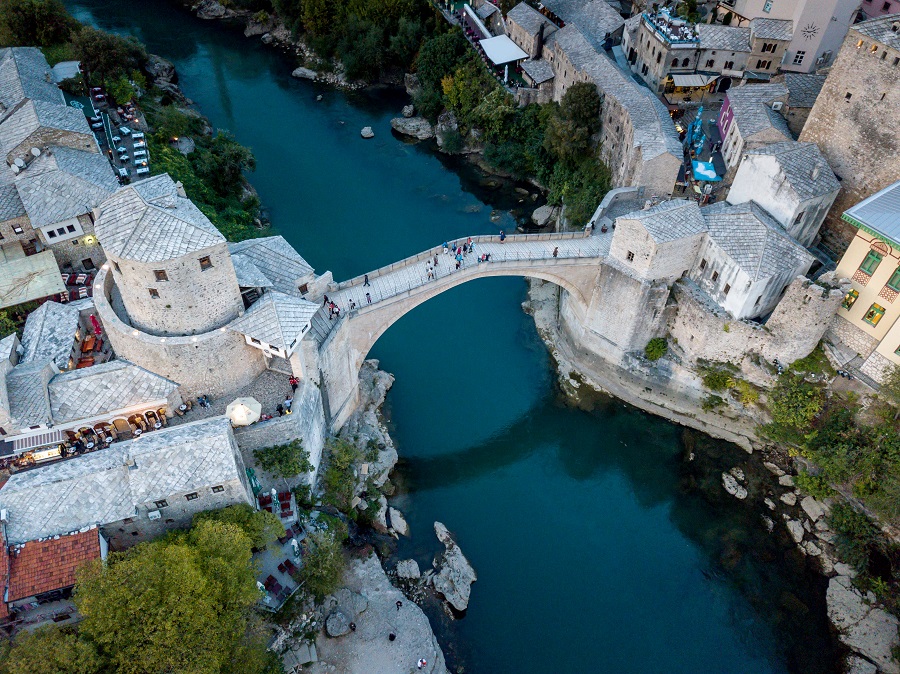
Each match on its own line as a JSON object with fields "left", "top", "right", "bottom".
{"left": 135, "top": 166, "right": 150, "bottom": 175}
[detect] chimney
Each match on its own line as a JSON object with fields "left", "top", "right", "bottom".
{"left": 811, "top": 164, "right": 820, "bottom": 181}
{"left": 174, "top": 181, "right": 187, "bottom": 198}
{"left": 534, "top": 22, "right": 545, "bottom": 60}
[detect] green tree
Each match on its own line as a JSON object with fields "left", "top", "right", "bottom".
{"left": 1, "top": 626, "right": 102, "bottom": 674}
{"left": 338, "top": 16, "right": 384, "bottom": 80}
{"left": 72, "top": 25, "right": 147, "bottom": 85}
{"left": 880, "top": 364, "right": 900, "bottom": 420}
{"left": 415, "top": 29, "right": 468, "bottom": 91}
{"left": 299, "top": 530, "right": 346, "bottom": 600}
{"left": 0, "top": 0, "right": 75, "bottom": 47}
{"left": 301, "top": 0, "right": 334, "bottom": 37}
{"left": 767, "top": 374, "right": 825, "bottom": 429}
{"left": 389, "top": 16, "right": 424, "bottom": 67}
{"left": 322, "top": 437, "right": 361, "bottom": 511}
{"left": 253, "top": 439, "right": 313, "bottom": 479}
{"left": 558, "top": 82, "right": 602, "bottom": 136}
{"left": 74, "top": 519, "right": 264, "bottom": 674}
{"left": 154, "top": 105, "right": 193, "bottom": 141}
{"left": 193, "top": 503, "right": 283, "bottom": 549}
{"left": 194, "top": 132, "right": 257, "bottom": 198}
{"left": 0, "top": 310, "right": 16, "bottom": 338}
{"left": 107, "top": 74, "right": 136, "bottom": 104}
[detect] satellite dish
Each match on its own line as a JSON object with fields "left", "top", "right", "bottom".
{"left": 10, "top": 164, "right": 19, "bottom": 174}
{"left": 13, "top": 158, "right": 25, "bottom": 168}
{"left": 30, "top": 147, "right": 40, "bottom": 157}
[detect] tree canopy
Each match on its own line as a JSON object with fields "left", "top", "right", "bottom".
{"left": 0, "top": 0, "right": 75, "bottom": 47}
{"left": 253, "top": 438, "right": 313, "bottom": 479}
{"left": 0, "top": 627, "right": 101, "bottom": 674}
{"left": 71, "top": 26, "right": 147, "bottom": 85}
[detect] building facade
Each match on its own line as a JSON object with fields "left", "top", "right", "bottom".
{"left": 799, "top": 14, "right": 900, "bottom": 254}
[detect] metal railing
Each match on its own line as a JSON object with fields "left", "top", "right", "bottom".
{"left": 335, "top": 230, "right": 592, "bottom": 291}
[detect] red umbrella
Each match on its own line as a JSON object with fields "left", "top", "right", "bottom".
{"left": 90, "top": 314, "right": 102, "bottom": 336}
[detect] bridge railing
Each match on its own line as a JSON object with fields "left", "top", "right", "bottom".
{"left": 334, "top": 229, "right": 592, "bottom": 292}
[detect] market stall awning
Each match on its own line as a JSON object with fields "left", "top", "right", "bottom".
{"left": 0, "top": 250, "right": 64, "bottom": 309}
{"left": 671, "top": 74, "right": 717, "bottom": 88}
{"left": 692, "top": 160, "right": 722, "bottom": 182}
{"left": 479, "top": 35, "right": 529, "bottom": 65}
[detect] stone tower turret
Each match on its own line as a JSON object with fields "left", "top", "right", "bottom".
{"left": 94, "top": 174, "right": 244, "bottom": 336}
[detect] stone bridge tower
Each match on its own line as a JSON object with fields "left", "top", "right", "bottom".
{"left": 94, "top": 175, "right": 244, "bottom": 337}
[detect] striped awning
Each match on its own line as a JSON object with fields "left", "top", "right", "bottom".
{"left": 12, "top": 429, "right": 65, "bottom": 453}
{"left": 671, "top": 74, "right": 717, "bottom": 88}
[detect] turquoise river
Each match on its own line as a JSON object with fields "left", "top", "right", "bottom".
{"left": 66, "top": 2, "right": 843, "bottom": 671}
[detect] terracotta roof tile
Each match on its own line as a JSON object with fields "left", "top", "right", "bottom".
{"left": 0, "top": 532, "right": 8, "bottom": 620}
{"left": 7, "top": 528, "right": 101, "bottom": 601}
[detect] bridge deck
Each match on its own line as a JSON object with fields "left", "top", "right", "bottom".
{"left": 322, "top": 231, "right": 609, "bottom": 320}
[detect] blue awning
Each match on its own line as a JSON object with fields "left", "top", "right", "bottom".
{"left": 692, "top": 160, "right": 721, "bottom": 182}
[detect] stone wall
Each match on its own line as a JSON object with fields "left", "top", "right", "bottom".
{"left": 0, "top": 215, "right": 33, "bottom": 246}
{"left": 860, "top": 349, "right": 894, "bottom": 383}
{"left": 94, "top": 268, "right": 266, "bottom": 397}
{"left": 826, "top": 314, "right": 880, "bottom": 359}
{"left": 799, "top": 26, "right": 900, "bottom": 253}
{"left": 46, "top": 215, "right": 105, "bottom": 273}
{"left": 109, "top": 240, "right": 243, "bottom": 336}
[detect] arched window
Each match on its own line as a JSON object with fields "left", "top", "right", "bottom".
{"left": 672, "top": 57, "right": 679, "bottom": 66}
{"left": 656, "top": 52, "right": 662, "bottom": 64}
{"left": 682, "top": 57, "right": 690, "bottom": 67}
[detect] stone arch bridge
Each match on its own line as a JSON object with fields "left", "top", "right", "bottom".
{"left": 305, "top": 230, "right": 611, "bottom": 428}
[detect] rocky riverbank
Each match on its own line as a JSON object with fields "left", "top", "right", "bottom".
{"left": 524, "top": 279, "right": 900, "bottom": 674}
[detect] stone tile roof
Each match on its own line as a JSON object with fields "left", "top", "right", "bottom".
{"left": 781, "top": 73, "right": 826, "bottom": 108}
{"left": 726, "top": 82, "right": 792, "bottom": 140}
{"left": 0, "top": 48, "right": 64, "bottom": 115}
{"left": 49, "top": 359, "right": 179, "bottom": 425}
{"left": 15, "top": 146, "right": 117, "bottom": 228}
{"left": 95, "top": 174, "right": 225, "bottom": 263}
{"left": 228, "top": 236, "right": 314, "bottom": 295}
{"left": 521, "top": 58, "right": 555, "bottom": 84}
{"left": 507, "top": 2, "right": 556, "bottom": 36}
{"left": 843, "top": 180, "right": 900, "bottom": 243}
{"left": 7, "top": 528, "right": 101, "bottom": 601}
{"left": 0, "top": 417, "right": 243, "bottom": 544}
{"left": 0, "top": 99, "right": 91, "bottom": 155}
{"left": 228, "top": 291, "right": 318, "bottom": 351}
{"left": 852, "top": 13, "right": 900, "bottom": 51}
{"left": 0, "top": 333, "right": 16, "bottom": 363}
{"left": 231, "top": 252, "right": 274, "bottom": 288}
{"left": 542, "top": 0, "right": 625, "bottom": 51}
{"left": 549, "top": 26, "right": 681, "bottom": 162}
{"left": 5, "top": 361, "right": 56, "bottom": 427}
{"left": 618, "top": 199, "right": 707, "bottom": 242}
{"left": 746, "top": 141, "right": 839, "bottom": 201}
{"left": 476, "top": 3, "right": 499, "bottom": 20}
{"left": 749, "top": 18, "right": 793, "bottom": 42}
{"left": 697, "top": 24, "right": 751, "bottom": 52}
{"left": 0, "top": 167, "right": 25, "bottom": 222}
{"left": 19, "top": 301, "right": 80, "bottom": 370}
{"left": 702, "top": 201, "right": 813, "bottom": 280}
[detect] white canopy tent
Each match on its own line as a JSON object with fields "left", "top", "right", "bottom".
{"left": 671, "top": 74, "right": 717, "bottom": 88}
{"left": 479, "top": 35, "right": 529, "bottom": 66}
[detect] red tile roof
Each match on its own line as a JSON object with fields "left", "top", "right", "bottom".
{"left": 7, "top": 529, "right": 101, "bottom": 602}
{"left": 0, "top": 529, "right": 8, "bottom": 621}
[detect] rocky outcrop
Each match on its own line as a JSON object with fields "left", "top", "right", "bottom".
{"left": 309, "top": 553, "right": 448, "bottom": 674}
{"left": 390, "top": 116, "right": 434, "bottom": 141}
{"left": 827, "top": 575, "right": 900, "bottom": 674}
{"left": 430, "top": 522, "right": 476, "bottom": 612}
{"left": 396, "top": 559, "right": 421, "bottom": 580}
{"left": 292, "top": 67, "right": 318, "bottom": 81}
{"left": 145, "top": 54, "right": 176, "bottom": 85}
{"left": 388, "top": 506, "right": 410, "bottom": 536}
{"left": 434, "top": 111, "right": 458, "bottom": 150}
{"left": 721, "top": 467, "right": 748, "bottom": 500}
{"left": 404, "top": 73, "right": 422, "bottom": 98}
{"left": 402, "top": 104, "right": 415, "bottom": 118}
{"left": 325, "top": 610, "right": 351, "bottom": 637}
{"left": 194, "top": 0, "right": 230, "bottom": 19}
{"left": 531, "top": 204, "right": 557, "bottom": 228}
{"left": 360, "top": 127, "right": 375, "bottom": 139}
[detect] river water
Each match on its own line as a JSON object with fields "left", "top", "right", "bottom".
{"left": 66, "top": 2, "right": 842, "bottom": 671}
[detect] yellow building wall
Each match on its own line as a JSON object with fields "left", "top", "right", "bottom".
{"left": 834, "top": 231, "right": 900, "bottom": 342}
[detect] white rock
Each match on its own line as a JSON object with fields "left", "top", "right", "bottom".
{"left": 388, "top": 507, "right": 409, "bottom": 536}
{"left": 531, "top": 204, "right": 555, "bottom": 227}
{"left": 846, "top": 656, "right": 877, "bottom": 674}
{"left": 786, "top": 519, "right": 805, "bottom": 543}
{"left": 779, "top": 474, "right": 795, "bottom": 487}
{"left": 802, "top": 540, "right": 823, "bottom": 556}
{"left": 827, "top": 576, "right": 900, "bottom": 674}
{"left": 722, "top": 472, "right": 748, "bottom": 499}
{"left": 819, "top": 555, "right": 834, "bottom": 575}
{"left": 396, "top": 559, "right": 421, "bottom": 580}
{"left": 834, "top": 562, "right": 858, "bottom": 578}
{"left": 292, "top": 66, "right": 318, "bottom": 80}
{"left": 325, "top": 610, "right": 350, "bottom": 637}
{"left": 390, "top": 116, "right": 434, "bottom": 140}
{"left": 402, "top": 104, "right": 415, "bottom": 118}
{"left": 764, "top": 461, "right": 786, "bottom": 477}
{"left": 729, "top": 466, "right": 746, "bottom": 482}
{"left": 800, "top": 495, "right": 828, "bottom": 521}
{"left": 764, "top": 497, "right": 776, "bottom": 511}
{"left": 360, "top": 126, "right": 375, "bottom": 139}
{"left": 334, "top": 588, "right": 368, "bottom": 616}
{"left": 431, "top": 522, "right": 477, "bottom": 612}
{"left": 780, "top": 492, "right": 797, "bottom": 506}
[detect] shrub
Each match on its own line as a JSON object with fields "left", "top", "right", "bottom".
{"left": 727, "top": 377, "right": 759, "bottom": 405}
{"left": 439, "top": 128, "right": 464, "bottom": 154}
{"left": 700, "top": 366, "right": 732, "bottom": 392}
{"left": 193, "top": 503, "right": 283, "bottom": 549}
{"left": 788, "top": 343, "right": 835, "bottom": 377}
{"left": 829, "top": 503, "right": 878, "bottom": 572}
{"left": 768, "top": 374, "right": 825, "bottom": 428}
{"left": 253, "top": 439, "right": 312, "bottom": 479}
{"left": 794, "top": 471, "right": 834, "bottom": 500}
{"left": 322, "top": 438, "right": 361, "bottom": 512}
{"left": 299, "top": 531, "right": 346, "bottom": 600}
{"left": 702, "top": 394, "right": 725, "bottom": 412}
{"left": 645, "top": 337, "right": 668, "bottom": 361}
{"left": 252, "top": 10, "right": 269, "bottom": 23}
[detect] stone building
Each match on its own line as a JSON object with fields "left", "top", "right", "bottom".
{"left": 830, "top": 180, "right": 900, "bottom": 383}
{"left": 716, "top": 82, "right": 791, "bottom": 168}
{"left": 0, "top": 48, "right": 65, "bottom": 116}
{"left": 0, "top": 417, "right": 254, "bottom": 550}
{"left": 714, "top": 0, "right": 861, "bottom": 72}
{"left": 799, "top": 14, "right": 900, "bottom": 253}
{"left": 774, "top": 72, "right": 826, "bottom": 136}
{"left": 540, "top": 0, "right": 626, "bottom": 50}
{"left": 725, "top": 140, "right": 840, "bottom": 246}
{"left": 859, "top": 0, "right": 900, "bottom": 20}
{"left": 0, "top": 99, "right": 96, "bottom": 165}
{"left": 93, "top": 174, "right": 322, "bottom": 396}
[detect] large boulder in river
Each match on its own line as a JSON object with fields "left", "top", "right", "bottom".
{"left": 531, "top": 204, "right": 556, "bottom": 227}
{"left": 195, "top": 0, "right": 228, "bottom": 19}
{"left": 390, "top": 116, "right": 434, "bottom": 141}
{"left": 431, "top": 522, "right": 476, "bottom": 612}
{"left": 827, "top": 575, "right": 900, "bottom": 674}
{"left": 145, "top": 54, "right": 176, "bottom": 85}
{"left": 292, "top": 67, "right": 318, "bottom": 81}
{"left": 402, "top": 104, "right": 415, "bottom": 118}
{"left": 360, "top": 126, "right": 375, "bottom": 139}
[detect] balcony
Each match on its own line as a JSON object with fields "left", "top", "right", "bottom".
{"left": 642, "top": 9, "right": 699, "bottom": 46}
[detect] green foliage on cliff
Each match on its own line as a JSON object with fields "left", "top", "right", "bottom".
{"left": 0, "top": 0, "right": 75, "bottom": 47}
{"left": 322, "top": 437, "right": 361, "bottom": 512}
{"left": 644, "top": 338, "right": 668, "bottom": 361}
{"left": 254, "top": 439, "right": 313, "bottom": 479}
{"left": 299, "top": 530, "right": 346, "bottom": 600}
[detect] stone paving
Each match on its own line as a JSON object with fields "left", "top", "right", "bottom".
{"left": 167, "top": 369, "right": 293, "bottom": 427}
{"left": 327, "top": 231, "right": 609, "bottom": 315}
